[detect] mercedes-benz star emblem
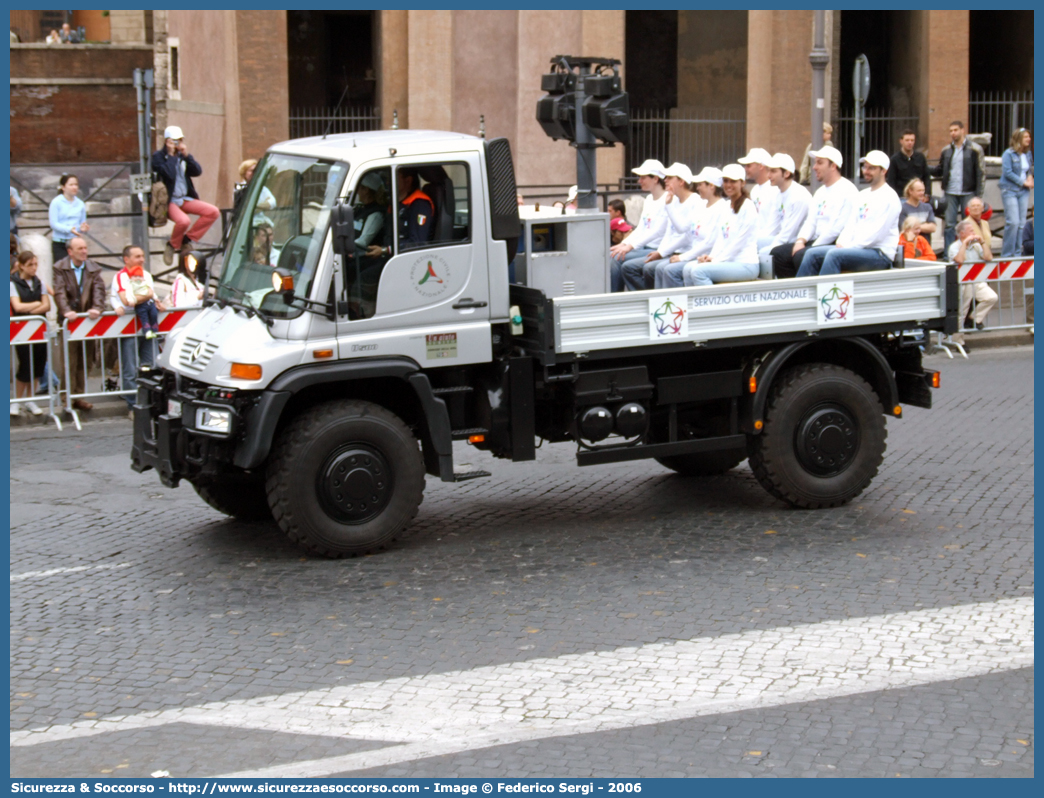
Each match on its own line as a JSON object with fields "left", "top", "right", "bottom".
{"left": 190, "top": 342, "right": 205, "bottom": 362}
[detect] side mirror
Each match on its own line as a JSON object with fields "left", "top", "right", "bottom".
{"left": 331, "top": 201, "right": 355, "bottom": 260}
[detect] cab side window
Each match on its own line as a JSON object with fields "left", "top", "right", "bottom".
{"left": 344, "top": 167, "right": 392, "bottom": 320}
{"left": 398, "top": 163, "right": 470, "bottom": 252}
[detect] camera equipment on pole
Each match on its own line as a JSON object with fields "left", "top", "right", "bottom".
{"left": 535, "top": 56, "right": 629, "bottom": 210}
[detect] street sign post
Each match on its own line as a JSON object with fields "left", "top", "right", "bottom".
{"left": 852, "top": 54, "right": 870, "bottom": 181}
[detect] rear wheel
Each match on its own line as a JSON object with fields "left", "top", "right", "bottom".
{"left": 265, "top": 400, "right": 425, "bottom": 557}
{"left": 655, "top": 448, "right": 747, "bottom": 476}
{"left": 748, "top": 363, "right": 886, "bottom": 508}
{"left": 193, "top": 475, "right": 273, "bottom": 522}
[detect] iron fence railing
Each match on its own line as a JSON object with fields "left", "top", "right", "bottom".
{"left": 288, "top": 106, "right": 382, "bottom": 139}
{"left": 628, "top": 107, "right": 747, "bottom": 178}
{"left": 834, "top": 110, "right": 920, "bottom": 181}
{"left": 969, "top": 91, "right": 1034, "bottom": 157}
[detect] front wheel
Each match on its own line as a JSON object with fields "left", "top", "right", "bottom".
{"left": 193, "top": 474, "right": 273, "bottom": 522}
{"left": 266, "top": 400, "right": 425, "bottom": 557}
{"left": 747, "top": 363, "right": 886, "bottom": 508}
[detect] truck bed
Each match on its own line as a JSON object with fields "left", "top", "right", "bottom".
{"left": 511, "top": 264, "right": 955, "bottom": 363}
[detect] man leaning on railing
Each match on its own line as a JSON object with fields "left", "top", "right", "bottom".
{"left": 53, "top": 237, "right": 105, "bottom": 412}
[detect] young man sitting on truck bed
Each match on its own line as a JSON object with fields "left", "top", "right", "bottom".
{"left": 796, "top": 150, "right": 901, "bottom": 277}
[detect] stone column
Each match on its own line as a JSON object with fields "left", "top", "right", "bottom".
{"left": 407, "top": 10, "right": 453, "bottom": 131}
{"left": 378, "top": 10, "right": 409, "bottom": 129}
{"left": 912, "top": 10, "right": 969, "bottom": 159}
{"left": 583, "top": 10, "right": 625, "bottom": 189}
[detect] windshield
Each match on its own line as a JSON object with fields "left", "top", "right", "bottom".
{"left": 216, "top": 153, "right": 347, "bottom": 319}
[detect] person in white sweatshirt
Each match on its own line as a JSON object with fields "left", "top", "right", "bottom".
{"left": 739, "top": 147, "right": 781, "bottom": 240}
{"left": 610, "top": 159, "right": 668, "bottom": 292}
{"left": 657, "top": 167, "right": 726, "bottom": 288}
{"left": 757, "top": 152, "right": 811, "bottom": 278}
{"left": 684, "top": 164, "right": 760, "bottom": 286}
{"left": 773, "top": 145, "right": 859, "bottom": 278}
{"left": 624, "top": 162, "right": 705, "bottom": 289}
{"left": 797, "top": 150, "right": 902, "bottom": 276}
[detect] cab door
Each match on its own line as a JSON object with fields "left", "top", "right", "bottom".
{"left": 334, "top": 153, "right": 493, "bottom": 367}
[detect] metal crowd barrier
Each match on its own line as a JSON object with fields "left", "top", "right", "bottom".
{"left": 60, "top": 308, "right": 199, "bottom": 431}
{"left": 9, "top": 315, "right": 63, "bottom": 429}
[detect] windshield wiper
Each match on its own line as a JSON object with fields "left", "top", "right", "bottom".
{"left": 215, "top": 284, "right": 275, "bottom": 327}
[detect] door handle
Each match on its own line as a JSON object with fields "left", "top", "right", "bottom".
{"left": 452, "top": 298, "right": 488, "bottom": 309}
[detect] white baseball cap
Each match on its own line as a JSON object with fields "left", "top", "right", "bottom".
{"left": 860, "top": 150, "right": 891, "bottom": 170}
{"left": 631, "top": 159, "right": 666, "bottom": 178}
{"left": 360, "top": 172, "right": 384, "bottom": 192}
{"left": 692, "top": 166, "right": 723, "bottom": 187}
{"left": 663, "top": 162, "right": 694, "bottom": 184}
{"left": 767, "top": 152, "right": 796, "bottom": 174}
{"left": 721, "top": 164, "right": 746, "bottom": 182}
{"left": 810, "top": 145, "right": 844, "bottom": 168}
{"left": 737, "top": 147, "right": 772, "bottom": 166}
{"left": 163, "top": 125, "right": 184, "bottom": 141}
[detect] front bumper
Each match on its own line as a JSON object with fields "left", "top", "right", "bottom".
{"left": 131, "top": 368, "right": 246, "bottom": 487}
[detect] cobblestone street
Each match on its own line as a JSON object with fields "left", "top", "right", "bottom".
{"left": 9, "top": 347, "right": 1034, "bottom": 778}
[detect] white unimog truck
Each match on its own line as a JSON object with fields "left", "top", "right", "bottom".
{"left": 132, "top": 130, "right": 956, "bottom": 557}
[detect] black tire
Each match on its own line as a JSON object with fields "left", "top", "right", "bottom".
{"left": 265, "top": 400, "right": 425, "bottom": 558}
{"left": 656, "top": 448, "right": 747, "bottom": 476}
{"left": 193, "top": 475, "right": 273, "bottom": 522}
{"left": 747, "top": 363, "right": 887, "bottom": 508}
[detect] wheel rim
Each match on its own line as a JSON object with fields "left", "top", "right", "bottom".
{"left": 794, "top": 403, "right": 860, "bottom": 476}
{"left": 316, "top": 444, "right": 393, "bottom": 524}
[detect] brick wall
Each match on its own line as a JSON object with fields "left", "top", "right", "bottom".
{"left": 10, "top": 44, "right": 155, "bottom": 163}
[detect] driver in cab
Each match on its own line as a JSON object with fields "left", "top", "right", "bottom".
{"left": 366, "top": 167, "right": 434, "bottom": 259}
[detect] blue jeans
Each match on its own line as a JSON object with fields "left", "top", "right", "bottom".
{"left": 1000, "top": 189, "right": 1030, "bottom": 257}
{"left": 818, "top": 248, "right": 893, "bottom": 275}
{"left": 619, "top": 247, "right": 659, "bottom": 291}
{"left": 757, "top": 238, "right": 776, "bottom": 280}
{"left": 794, "top": 246, "right": 838, "bottom": 277}
{"left": 655, "top": 259, "right": 687, "bottom": 288}
{"left": 943, "top": 193, "right": 972, "bottom": 251}
{"left": 120, "top": 334, "right": 157, "bottom": 407}
{"left": 684, "top": 261, "right": 758, "bottom": 287}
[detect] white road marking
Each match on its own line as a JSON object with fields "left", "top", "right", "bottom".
{"left": 10, "top": 597, "right": 1033, "bottom": 779}
{"left": 10, "top": 562, "right": 134, "bottom": 583}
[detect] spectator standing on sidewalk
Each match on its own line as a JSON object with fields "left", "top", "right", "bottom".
{"left": 949, "top": 219, "right": 998, "bottom": 341}
{"left": 932, "top": 120, "right": 985, "bottom": 251}
{"left": 170, "top": 252, "right": 206, "bottom": 308}
{"left": 999, "top": 128, "right": 1034, "bottom": 257}
{"left": 897, "top": 179, "right": 937, "bottom": 236}
{"left": 799, "top": 123, "right": 833, "bottom": 186}
{"left": 9, "top": 251, "right": 51, "bottom": 417}
{"left": 111, "top": 245, "right": 167, "bottom": 410}
{"left": 11, "top": 186, "right": 23, "bottom": 243}
{"left": 53, "top": 237, "right": 105, "bottom": 411}
{"left": 48, "top": 174, "right": 89, "bottom": 266}
{"left": 152, "top": 126, "right": 220, "bottom": 266}
{"left": 886, "top": 129, "right": 932, "bottom": 196}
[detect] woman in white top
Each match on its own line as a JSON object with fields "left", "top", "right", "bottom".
{"left": 684, "top": 163, "right": 760, "bottom": 287}
{"left": 657, "top": 167, "right": 726, "bottom": 288}
{"left": 643, "top": 162, "right": 705, "bottom": 289}
{"left": 170, "top": 251, "right": 205, "bottom": 308}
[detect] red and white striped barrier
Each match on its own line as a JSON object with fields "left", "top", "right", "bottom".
{"left": 64, "top": 309, "right": 199, "bottom": 341}
{"left": 10, "top": 317, "right": 49, "bottom": 344}
{"left": 958, "top": 258, "right": 1034, "bottom": 283}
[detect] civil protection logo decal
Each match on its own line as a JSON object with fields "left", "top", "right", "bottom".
{"left": 648, "top": 296, "right": 689, "bottom": 339}
{"left": 816, "top": 280, "right": 855, "bottom": 324}
{"left": 410, "top": 254, "right": 451, "bottom": 298}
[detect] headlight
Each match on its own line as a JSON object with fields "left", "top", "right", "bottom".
{"left": 167, "top": 399, "right": 182, "bottom": 417}
{"left": 195, "top": 407, "right": 232, "bottom": 434}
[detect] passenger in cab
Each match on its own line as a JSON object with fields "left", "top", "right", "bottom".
{"left": 625, "top": 162, "right": 704, "bottom": 290}
{"left": 684, "top": 164, "right": 760, "bottom": 286}
{"left": 656, "top": 167, "right": 726, "bottom": 288}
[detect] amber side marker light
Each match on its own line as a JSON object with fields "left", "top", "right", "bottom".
{"left": 753, "top": 420, "right": 764, "bottom": 431}
{"left": 931, "top": 372, "right": 941, "bottom": 388}
{"left": 748, "top": 376, "right": 757, "bottom": 393}
{"left": 893, "top": 405, "right": 903, "bottom": 416}
{"left": 313, "top": 349, "right": 334, "bottom": 359}
{"left": 468, "top": 434, "right": 485, "bottom": 444}
{"left": 230, "top": 363, "right": 263, "bottom": 380}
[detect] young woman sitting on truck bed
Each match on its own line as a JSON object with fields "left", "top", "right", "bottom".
{"left": 683, "top": 163, "right": 760, "bottom": 286}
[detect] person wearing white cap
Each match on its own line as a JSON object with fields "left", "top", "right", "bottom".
{"left": 738, "top": 147, "right": 781, "bottom": 240}
{"left": 796, "top": 150, "right": 901, "bottom": 277}
{"left": 656, "top": 167, "right": 727, "bottom": 288}
{"left": 757, "top": 153, "right": 811, "bottom": 279}
{"left": 624, "top": 162, "right": 705, "bottom": 290}
{"left": 683, "top": 164, "right": 760, "bottom": 287}
{"left": 610, "top": 159, "right": 668, "bottom": 292}
{"left": 773, "top": 145, "right": 859, "bottom": 278}
{"left": 151, "top": 125, "right": 220, "bottom": 266}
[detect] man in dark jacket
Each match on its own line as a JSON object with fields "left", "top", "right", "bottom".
{"left": 886, "top": 129, "right": 932, "bottom": 196}
{"left": 932, "top": 120, "right": 986, "bottom": 250}
{"left": 151, "top": 125, "right": 219, "bottom": 266}
{"left": 53, "top": 237, "right": 106, "bottom": 411}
